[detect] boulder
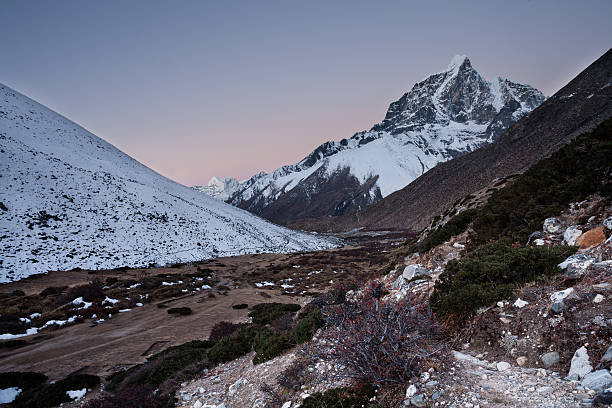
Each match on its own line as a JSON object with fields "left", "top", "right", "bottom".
{"left": 577, "top": 226, "right": 606, "bottom": 249}
{"left": 497, "top": 361, "right": 511, "bottom": 371}
{"left": 513, "top": 298, "right": 528, "bottom": 308}
{"left": 550, "top": 288, "right": 575, "bottom": 313}
{"left": 567, "top": 346, "right": 593, "bottom": 381}
{"left": 192, "top": 401, "right": 203, "bottom": 408}
{"left": 281, "top": 402, "right": 292, "bottom": 408}
{"left": 405, "top": 384, "right": 418, "bottom": 398}
{"left": 403, "top": 264, "right": 430, "bottom": 281}
{"left": 563, "top": 226, "right": 583, "bottom": 246}
{"left": 228, "top": 378, "right": 242, "bottom": 396}
{"left": 601, "top": 345, "right": 612, "bottom": 363}
{"left": 516, "top": 356, "right": 528, "bottom": 366}
{"left": 581, "top": 370, "right": 612, "bottom": 392}
{"left": 558, "top": 254, "right": 595, "bottom": 278}
{"left": 543, "top": 218, "right": 563, "bottom": 233}
{"left": 603, "top": 217, "right": 612, "bottom": 230}
{"left": 410, "top": 394, "right": 426, "bottom": 407}
{"left": 541, "top": 351, "right": 560, "bottom": 368}
{"left": 593, "top": 391, "right": 612, "bottom": 406}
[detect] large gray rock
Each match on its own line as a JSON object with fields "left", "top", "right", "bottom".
{"left": 581, "top": 370, "right": 612, "bottom": 392}
{"left": 558, "top": 254, "right": 595, "bottom": 278}
{"left": 603, "top": 217, "right": 612, "bottom": 230}
{"left": 567, "top": 346, "right": 593, "bottom": 380}
{"left": 543, "top": 217, "right": 563, "bottom": 233}
{"left": 602, "top": 345, "right": 612, "bottom": 363}
{"left": 403, "top": 264, "right": 430, "bottom": 281}
{"left": 550, "top": 288, "right": 575, "bottom": 313}
{"left": 541, "top": 351, "right": 560, "bottom": 368}
{"left": 410, "top": 394, "right": 426, "bottom": 407}
{"left": 563, "top": 226, "right": 583, "bottom": 246}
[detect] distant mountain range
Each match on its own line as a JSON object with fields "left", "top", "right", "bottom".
{"left": 0, "top": 84, "right": 338, "bottom": 282}
{"left": 296, "top": 48, "right": 612, "bottom": 232}
{"left": 197, "top": 55, "right": 545, "bottom": 225}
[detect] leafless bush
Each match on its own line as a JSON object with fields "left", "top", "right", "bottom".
{"left": 208, "top": 321, "right": 243, "bottom": 342}
{"left": 311, "top": 285, "right": 446, "bottom": 386}
{"left": 277, "top": 356, "right": 312, "bottom": 391}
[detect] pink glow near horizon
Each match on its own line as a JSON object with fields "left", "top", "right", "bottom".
{"left": 1, "top": 1, "right": 611, "bottom": 186}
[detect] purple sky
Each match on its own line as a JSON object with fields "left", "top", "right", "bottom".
{"left": 1, "top": 1, "right": 611, "bottom": 186}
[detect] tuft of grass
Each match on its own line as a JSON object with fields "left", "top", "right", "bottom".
{"left": 167, "top": 307, "right": 192, "bottom": 316}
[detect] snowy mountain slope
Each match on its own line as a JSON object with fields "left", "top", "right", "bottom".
{"left": 219, "top": 56, "right": 545, "bottom": 224}
{"left": 0, "top": 84, "right": 339, "bottom": 282}
{"left": 193, "top": 177, "right": 241, "bottom": 201}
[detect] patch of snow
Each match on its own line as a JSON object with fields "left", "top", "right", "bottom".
{"left": 102, "top": 296, "right": 119, "bottom": 305}
{"left": 255, "top": 281, "right": 274, "bottom": 287}
{"left": 0, "top": 387, "right": 21, "bottom": 404}
{"left": 66, "top": 388, "right": 87, "bottom": 400}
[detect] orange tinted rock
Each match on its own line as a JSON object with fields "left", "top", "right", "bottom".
{"left": 577, "top": 226, "right": 606, "bottom": 249}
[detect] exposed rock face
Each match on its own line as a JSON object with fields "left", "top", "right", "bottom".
{"left": 567, "top": 346, "right": 592, "bottom": 380}
{"left": 563, "top": 226, "right": 583, "bottom": 246}
{"left": 577, "top": 226, "right": 606, "bottom": 248}
{"left": 220, "top": 56, "right": 544, "bottom": 225}
{"left": 312, "top": 48, "right": 612, "bottom": 232}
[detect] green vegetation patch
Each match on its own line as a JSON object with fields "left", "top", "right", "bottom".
{"left": 299, "top": 384, "right": 377, "bottom": 408}
{"left": 470, "top": 119, "right": 612, "bottom": 246}
{"left": 12, "top": 374, "right": 99, "bottom": 408}
{"left": 412, "top": 209, "right": 478, "bottom": 254}
{"left": 248, "top": 302, "right": 301, "bottom": 325}
{"left": 431, "top": 243, "right": 576, "bottom": 318}
{"left": 293, "top": 309, "right": 325, "bottom": 344}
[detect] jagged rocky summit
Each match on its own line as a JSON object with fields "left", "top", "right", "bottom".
{"left": 205, "top": 55, "right": 545, "bottom": 224}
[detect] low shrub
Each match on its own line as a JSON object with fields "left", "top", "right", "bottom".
{"left": 312, "top": 292, "right": 443, "bottom": 386}
{"left": 84, "top": 384, "right": 161, "bottom": 408}
{"left": 299, "top": 384, "right": 376, "bottom": 408}
{"left": 207, "top": 326, "right": 260, "bottom": 364}
{"left": 55, "top": 280, "right": 105, "bottom": 306}
{"left": 431, "top": 243, "right": 576, "bottom": 318}
{"left": 293, "top": 310, "right": 324, "bottom": 344}
{"left": 248, "top": 302, "right": 301, "bottom": 325}
{"left": 231, "top": 303, "right": 248, "bottom": 309}
{"left": 412, "top": 208, "right": 478, "bottom": 254}
{"left": 167, "top": 307, "right": 192, "bottom": 316}
{"left": 208, "top": 321, "right": 243, "bottom": 342}
{"left": 277, "top": 357, "right": 311, "bottom": 391}
{"left": 252, "top": 328, "right": 291, "bottom": 365}
{"left": 13, "top": 374, "right": 100, "bottom": 408}
{"left": 0, "top": 371, "right": 48, "bottom": 390}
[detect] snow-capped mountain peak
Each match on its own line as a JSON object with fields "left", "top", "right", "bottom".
{"left": 217, "top": 55, "right": 545, "bottom": 225}
{"left": 193, "top": 176, "right": 241, "bottom": 201}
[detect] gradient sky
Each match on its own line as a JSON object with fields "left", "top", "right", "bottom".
{"left": 1, "top": 1, "right": 611, "bottom": 186}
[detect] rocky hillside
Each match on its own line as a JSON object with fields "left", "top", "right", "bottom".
{"left": 209, "top": 56, "right": 544, "bottom": 224}
{"left": 311, "top": 48, "right": 612, "bottom": 232}
{"left": 0, "top": 84, "right": 338, "bottom": 282}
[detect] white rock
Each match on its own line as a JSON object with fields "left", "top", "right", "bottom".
{"left": 497, "top": 361, "right": 511, "bottom": 371}
{"left": 281, "top": 403, "right": 292, "bottom": 408}
{"left": 533, "top": 239, "right": 546, "bottom": 246}
{"left": 513, "top": 298, "right": 528, "bottom": 308}
{"left": 567, "top": 346, "right": 593, "bottom": 380}
{"left": 594, "top": 294, "right": 605, "bottom": 303}
{"left": 603, "top": 217, "right": 612, "bottom": 230}
{"left": 228, "top": 378, "right": 242, "bottom": 396}
{"left": 581, "top": 369, "right": 612, "bottom": 392}
{"left": 452, "top": 242, "right": 465, "bottom": 249}
{"left": 403, "top": 264, "right": 430, "bottom": 281}
{"left": 563, "top": 226, "right": 583, "bottom": 246}
{"left": 543, "top": 217, "right": 563, "bottom": 233}
{"left": 406, "top": 384, "right": 418, "bottom": 398}
{"left": 550, "top": 287, "right": 575, "bottom": 303}
{"left": 192, "top": 401, "right": 203, "bottom": 408}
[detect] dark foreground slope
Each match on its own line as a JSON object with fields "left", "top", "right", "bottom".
{"left": 298, "top": 49, "right": 612, "bottom": 232}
